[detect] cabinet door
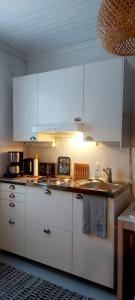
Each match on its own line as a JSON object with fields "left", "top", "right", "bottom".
{"left": 25, "top": 221, "right": 72, "bottom": 273}
{"left": 84, "top": 58, "right": 123, "bottom": 142}
{"left": 73, "top": 194, "right": 114, "bottom": 288}
{"left": 0, "top": 200, "right": 25, "bottom": 220}
{"left": 0, "top": 183, "right": 25, "bottom": 194}
{"left": 38, "top": 65, "right": 83, "bottom": 124}
{"left": 0, "top": 216, "right": 25, "bottom": 256}
{"left": 13, "top": 74, "right": 37, "bottom": 141}
{"left": 1, "top": 191, "right": 25, "bottom": 203}
{"left": 26, "top": 187, "right": 72, "bottom": 232}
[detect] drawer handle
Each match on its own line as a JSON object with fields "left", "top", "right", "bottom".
{"left": 9, "top": 202, "right": 15, "bottom": 207}
{"left": 43, "top": 227, "right": 51, "bottom": 234}
{"left": 75, "top": 193, "right": 83, "bottom": 199}
{"left": 9, "top": 218, "right": 15, "bottom": 225}
{"left": 9, "top": 184, "right": 15, "bottom": 190}
{"left": 9, "top": 193, "right": 15, "bottom": 198}
{"left": 74, "top": 117, "right": 82, "bottom": 122}
{"left": 44, "top": 189, "right": 51, "bottom": 195}
{"left": 30, "top": 136, "right": 36, "bottom": 141}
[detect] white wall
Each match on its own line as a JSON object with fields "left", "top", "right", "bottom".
{"left": 0, "top": 50, "right": 26, "bottom": 176}
{"left": 27, "top": 139, "right": 129, "bottom": 182}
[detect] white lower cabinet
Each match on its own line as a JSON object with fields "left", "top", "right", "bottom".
{"left": 0, "top": 216, "right": 25, "bottom": 256}
{"left": 0, "top": 183, "right": 26, "bottom": 256}
{"left": 72, "top": 191, "right": 130, "bottom": 288}
{"left": 25, "top": 222, "right": 72, "bottom": 272}
{"left": 25, "top": 187, "right": 73, "bottom": 273}
{"left": 72, "top": 194, "right": 114, "bottom": 288}
{"left": 0, "top": 183, "right": 130, "bottom": 288}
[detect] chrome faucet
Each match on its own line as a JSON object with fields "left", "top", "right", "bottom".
{"left": 102, "top": 168, "right": 112, "bottom": 183}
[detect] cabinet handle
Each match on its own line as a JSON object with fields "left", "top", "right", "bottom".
{"left": 44, "top": 189, "right": 51, "bottom": 195}
{"left": 9, "top": 193, "right": 15, "bottom": 198}
{"left": 9, "top": 218, "right": 15, "bottom": 225}
{"left": 30, "top": 136, "right": 36, "bottom": 141}
{"left": 75, "top": 193, "right": 83, "bottom": 199}
{"left": 74, "top": 117, "right": 82, "bottom": 122}
{"left": 9, "top": 184, "right": 15, "bottom": 190}
{"left": 43, "top": 227, "right": 51, "bottom": 234}
{"left": 9, "top": 202, "right": 15, "bottom": 207}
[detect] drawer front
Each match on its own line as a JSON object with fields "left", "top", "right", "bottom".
{"left": 0, "top": 200, "right": 25, "bottom": 220}
{"left": 0, "top": 183, "right": 25, "bottom": 194}
{"left": 0, "top": 190, "right": 25, "bottom": 202}
{"left": 0, "top": 216, "right": 25, "bottom": 256}
{"left": 26, "top": 187, "right": 72, "bottom": 231}
{"left": 25, "top": 221, "right": 72, "bottom": 273}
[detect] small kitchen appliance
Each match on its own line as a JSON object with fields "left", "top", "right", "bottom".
{"left": 6, "top": 151, "right": 23, "bottom": 177}
{"left": 23, "top": 158, "right": 33, "bottom": 175}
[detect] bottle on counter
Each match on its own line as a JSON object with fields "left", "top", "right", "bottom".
{"left": 95, "top": 162, "right": 101, "bottom": 179}
{"left": 33, "top": 154, "right": 39, "bottom": 177}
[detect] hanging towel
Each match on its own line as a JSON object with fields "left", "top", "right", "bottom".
{"left": 82, "top": 195, "right": 107, "bottom": 238}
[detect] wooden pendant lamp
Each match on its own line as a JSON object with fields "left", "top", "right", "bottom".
{"left": 97, "top": 0, "right": 135, "bottom": 56}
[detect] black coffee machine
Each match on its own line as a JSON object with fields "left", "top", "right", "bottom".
{"left": 23, "top": 158, "right": 33, "bottom": 175}
{"left": 6, "top": 152, "right": 23, "bottom": 177}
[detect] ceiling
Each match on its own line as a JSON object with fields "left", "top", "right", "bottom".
{"left": 0, "top": 0, "right": 101, "bottom": 56}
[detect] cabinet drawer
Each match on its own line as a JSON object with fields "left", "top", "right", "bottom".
{"left": 25, "top": 221, "right": 72, "bottom": 273}
{"left": 0, "top": 183, "right": 25, "bottom": 194}
{"left": 0, "top": 216, "right": 25, "bottom": 256}
{"left": 26, "top": 187, "right": 72, "bottom": 231}
{"left": 0, "top": 200, "right": 25, "bottom": 220}
{"left": 0, "top": 190, "right": 25, "bottom": 202}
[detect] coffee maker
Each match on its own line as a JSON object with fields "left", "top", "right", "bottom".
{"left": 22, "top": 158, "right": 33, "bottom": 175}
{"left": 7, "top": 151, "right": 23, "bottom": 177}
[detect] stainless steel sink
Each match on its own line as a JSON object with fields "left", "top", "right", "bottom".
{"left": 82, "top": 180, "right": 122, "bottom": 192}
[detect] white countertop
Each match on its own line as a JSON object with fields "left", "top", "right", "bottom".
{"left": 118, "top": 201, "right": 135, "bottom": 223}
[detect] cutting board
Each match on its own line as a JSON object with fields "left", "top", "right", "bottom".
{"left": 74, "top": 163, "right": 89, "bottom": 179}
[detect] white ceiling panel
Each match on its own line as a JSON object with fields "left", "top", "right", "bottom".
{"left": 0, "top": 0, "right": 101, "bottom": 55}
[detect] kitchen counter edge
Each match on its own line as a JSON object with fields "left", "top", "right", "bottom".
{"left": 0, "top": 177, "right": 130, "bottom": 198}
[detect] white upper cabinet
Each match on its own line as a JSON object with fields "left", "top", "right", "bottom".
{"left": 84, "top": 58, "right": 132, "bottom": 146}
{"left": 13, "top": 74, "right": 37, "bottom": 141}
{"left": 13, "top": 58, "right": 133, "bottom": 145}
{"left": 37, "top": 65, "right": 83, "bottom": 124}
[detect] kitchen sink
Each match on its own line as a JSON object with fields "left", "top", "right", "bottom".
{"left": 82, "top": 180, "right": 122, "bottom": 192}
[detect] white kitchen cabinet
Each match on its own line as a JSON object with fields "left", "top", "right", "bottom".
{"left": 13, "top": 58, "right": 133, "bottom": 145}
{"left": 0, "top": 183, "right": 26, "bottom": 255}
{"left": 72, "top": 190, "right": 130, "bottom": 288}
{"left": 84, "top": 58, "right": 132, "bottom": 146}
{"left": 25, "top": 186, "right": 72, "bottom": 273}
{"left": 37, "top": 65, "right": 83, "bottom": 124}
{"left": 25, "top": 222, "right": 72, "bottom": 272}
{"left": 13, "top": 74, "right": 37, "bottom": 141}
{"left": 0, "top": 217, "right": 25, "bottom": 256}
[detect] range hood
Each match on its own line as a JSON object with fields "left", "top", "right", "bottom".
{"left": 32, "top": 122, "right": 84, "bottom": 137}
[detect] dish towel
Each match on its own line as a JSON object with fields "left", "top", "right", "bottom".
{"left": 82, "top": 195, "right": 107, "bottom": 238}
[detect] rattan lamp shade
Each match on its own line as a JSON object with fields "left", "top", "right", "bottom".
{"left": 97, "top": 0, "right": 135, "bottom": 56}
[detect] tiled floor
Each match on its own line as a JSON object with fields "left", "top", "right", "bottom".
{"left": 0, "top": 251, "right": 116, "bottom": 300}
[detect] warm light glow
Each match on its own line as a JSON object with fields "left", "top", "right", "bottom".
{"left": 72, "top": 132, "right": 84, "bottom": 143}
{"left": 71, "top": 133, "right": 96, "bottom": 149}
{"left": 52, "top": 140, "right": 56, "bottom": 147}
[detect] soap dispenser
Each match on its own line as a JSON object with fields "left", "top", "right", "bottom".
{"left": 95, "top": 162, "right": 101, "bottom": 179}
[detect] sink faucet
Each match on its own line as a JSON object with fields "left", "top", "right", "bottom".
{"left": 102, "top": 168, "right": 112, "bottom": 183}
